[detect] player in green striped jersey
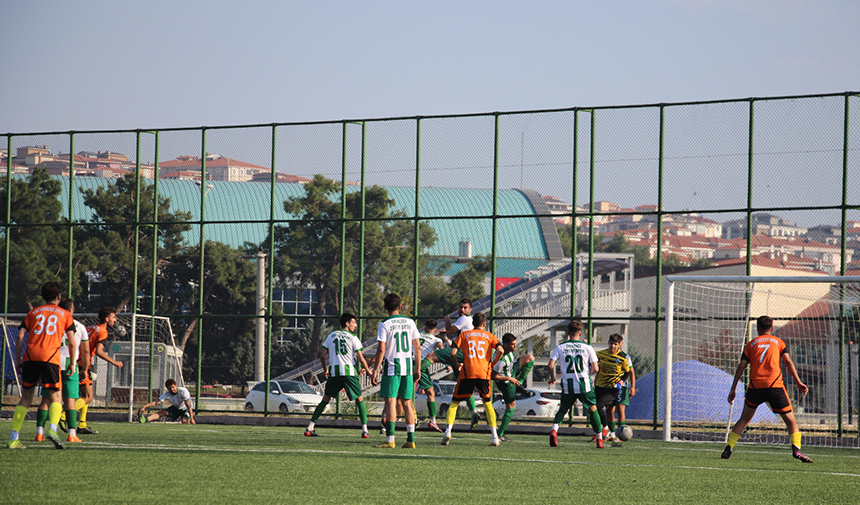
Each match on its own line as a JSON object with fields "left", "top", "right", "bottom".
{"left": 305, "top": 313, "right": 371, "bottom": 438}
{"left": 547, "top": 321, "right": 604, "bottom": 449}
{"left": 370, "top": 294, "right": 422, "bottom": 449}
{"left": 491, "top": 333, "right": 534, "bottom": 441}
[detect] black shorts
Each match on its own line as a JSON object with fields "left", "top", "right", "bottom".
{"left": 595, "top": 386, "right": 621, "bottom": 409}
{"left": 22, "top": 361, "right": 61, "bottom": 390}
{"left": 745, "top": 387, "right": 792, "bottom": 414}
{"left": 454, "top": 378, "right": 491, "bottom": 401}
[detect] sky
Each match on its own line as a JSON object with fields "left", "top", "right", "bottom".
{"left": 1, "top": 1, "right": 859, "bottom": 226}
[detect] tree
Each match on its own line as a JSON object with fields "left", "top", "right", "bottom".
{"left": 447, "top": 256, "right": 493, "bottom": 302}
{"left": 271, "top": 175, "right": 437, "bottom": 361}
{"left": 0, "top": 168, "right": 70, "bottom": 311}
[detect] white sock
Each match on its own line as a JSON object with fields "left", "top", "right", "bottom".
{"left": 36, "top": 426, "right": 45, "bottom": 436}
{"left": 362, "top": 424, "right": 367, "bottom": 432}
{"left": 445, "top": 425, "right": 453, "bottom": 436}
{"left": 406, "top": 424, "right": 414, "bottom": 434}
{"left": 49, "top": 423, "right": 58, "bottom": 433}
{"left": 69, "top": 428, "right": 77, "bottom": 437}
{"left": 491, "top": 427, "right": 498, "bottom": 439}
{"left": 551, "top": 423, "right": 559, "bottom": 432}
{"left": 9, "top": 431, "right": 19, "bottom": 441}
{"left": 307, "top": 422, "right": 315, "bottom": 431}
{"left": 387, "top": 435, "right": 395, "bottom": 443}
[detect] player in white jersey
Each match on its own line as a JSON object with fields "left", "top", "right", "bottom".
{"left": 416, "top": 319, "right": 445, "bottom": 431}
{"left": 36, "top": 298, "right": 89, "bottom": 443}
{"left": 305, "top": 313, "right": 371, "bottom": 438}
{"left": 547, "top": 321, "right": 604, "bottom": 449}
{"left": 370, "top": 294, "right": 421, "bottom": 449}
{"left": 443, "top": 298, "right": 474, "bottom": 338}
{"left": 490, "top": 333, "right": 535, "bottom": 441}
{"left": 137, "top": 379, "right": 195, "bottom": 424}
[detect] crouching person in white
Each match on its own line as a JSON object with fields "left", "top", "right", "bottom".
{"left": 137, "top": 379, "right": 196, "bottom": 424}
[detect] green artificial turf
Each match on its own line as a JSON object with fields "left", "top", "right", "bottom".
{"left": 0, "top": 421, "right": 857, "bottom": 504}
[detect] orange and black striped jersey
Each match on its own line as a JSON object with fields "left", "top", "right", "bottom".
{"left": 742, "top": 335, "right": 787, "bottom": 389}
{"left": 22, "top": 304, "right": 74, "bottom": 365}
{"left": 452, "top": 328, "right": 500, "bottom": 380}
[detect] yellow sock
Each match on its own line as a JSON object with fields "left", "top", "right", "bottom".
{"left": 79, "top": 403, "right": 88, "bottom": 427}
{"left": 727, "top": 431, "right": 740, "bottom": 448}
{"left": 11, "top": 405, "right": 28, "bottom": 434}
{"left": 447, "top": 401, "right": 459, "bottom": 427}
{"left": 790, "top": 432, "right": 802, "bottom": 449}
{"left": 484, "top": 403, "right": 497, "bottom": 427}
{"left": 75, "top": 398, "right": 86, "bottom": 411}
{"left": 48, "top": 402, "right": 63, "bottom": 432}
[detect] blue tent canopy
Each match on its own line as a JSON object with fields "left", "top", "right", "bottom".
{"left": 625, "top": 360, "right": 778, "bottom": 424}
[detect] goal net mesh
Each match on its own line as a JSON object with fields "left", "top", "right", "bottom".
{"left": 2, "top": 313, "right": 183, "bottom": 409}
{"left": 667, "top": 278, "right": 860, "bottom": 448}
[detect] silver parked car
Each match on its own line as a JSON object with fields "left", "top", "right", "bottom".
{"left": 244, "top": 380, "right": 331, "bottom": 413}
{"left": 490, "top": 386, "right": 561, "bottom": 418}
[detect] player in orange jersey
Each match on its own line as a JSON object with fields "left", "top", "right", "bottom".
{"left": 6, "top": 282, "right": 76, "bottom": 449}
{"left": 76, "top": 307, "right": 123, "bottom": 434}
{"left": 440, "top": 312, "right": 505, "bottom": 446}
{"left": 722, "top": 315, "right": 812, "bottom": 463}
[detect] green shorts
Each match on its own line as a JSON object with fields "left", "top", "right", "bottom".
{"left": 561, "top": 389, "right": 597, "bottom": 409}
{"left": 495, "top": 380, "right": 516, "bottom": 404}
{"left": 41, "top": 370, "right": 79, "bottom": 400}
{"left": 418, "top": 359, "right": 434, "bottom": 390}
{"left": 379, "top": 374, "right": 414, "bottom": 400}
{"left": 619, "top": 387, "right": 630, "bottom": 406}
{"left": 324, "top": 375, "right": 363, "bottom": 400}
{"left": 433, "top": 347, "right": 464, "bottom": 367}
{"left": 166, "top": 406, "right": 190, "bottom": 421}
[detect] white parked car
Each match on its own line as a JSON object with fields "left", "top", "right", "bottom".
{"left": 244, "top": 380, "right": 331, "bottom": 414}
{"left": 414, "top": 380, "right": 483, "bottom": 418}
{"left": 490, "top": 386, "right": 561, "bottom": 419}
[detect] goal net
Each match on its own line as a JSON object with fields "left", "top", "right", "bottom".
{"left": 665, "top": 276, "right": 860, "bottom": 448}
{"left": 1, "top": 313, "right": 183, "bottom": 420}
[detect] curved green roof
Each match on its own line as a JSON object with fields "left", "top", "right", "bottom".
{"left": 51, "top": 177, "right": 553, "bottom": 263}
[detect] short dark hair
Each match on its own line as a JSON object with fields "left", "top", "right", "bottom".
{"left": 165, "top": 378, "right": 177, "bottom": 388}
{"left": 472, "top": 312, "right": 487, "bottom": 328}
{"left": 459, "top": 298, "right": 472, "bottom": 308}
{"left": 98, "top": 307, "right": 117, "bottom": 324}
{"left": 40, "top": 282, "right": 62, "bottom": 303}
{"left": 757, "top": 316, "right": 774, "bottom": 334}
{"left": 58, "top": 298, "right": 74, "bottom": 312}
{"left": 567, "top": 321, "right": 583, "bottom": 336}
{"left": 340, "top": 312, "right": 357, "bottom": 328}
{"left": 383, "top": 293, "right": 401, "bottom": 312}
{"left": 502, "top": 333, "right": 517, "bottom": 345}
{"left": 608, "top": 333, "right": 624, "bottom": 343}
{"left": 425, "top": 319, "right": 437, "bottom": 330}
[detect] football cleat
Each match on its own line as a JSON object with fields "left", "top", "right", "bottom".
{"left": 77, "top": 426, "right": 98, "bottom": 435}
{"left": 441, "top": 436, "right": 451, "bottom": 446}
{"left": 304, "top": 429, "right": 321, "bottom": 437}
{"left": 67, "top": 435, "right": 83, "bottom": 443}
{"left": 721, "top": 445, "right": 732, "bottom": 459}
{"left": 490, "top": 438, "right": 500, "bottom": 447}
{"left": 361, "top": 431, "right": 370, "bottom": 439}
{"left": 58, "top": 418, "right": 67, "bottom": 433}
{"left": 792, "top": 446, "right": 812, "bottom": 463}
{"left": 138, "top": 415, "right": 148, "bottom": 424}
{"left": 34, "top": 433, "right": 45, "bottom": 442}
{"left": 499, "top": 435, "right": 510, "bottom": 442}
{"left": 402, "top": 442, "right": 416, "bottom": 449}
{"left": 428, "top": 420, "right": 443, "bottom": 433}
{"left": 470, "top": 413, "right": 480, "bottom": 430}
{"left": 46, "top": 431, "right": 64, "bottom": 450}
{"left": 6, "top": 440, "right": 25, "bottom": 449}
{"left": 549, "top": 430, "right": 558, "bottom": 447}
{"left": 596, "top": 438, "right": 604, "bottom": 449}
{"left": 375, "top": 441, "right": 396, "bottom": 448}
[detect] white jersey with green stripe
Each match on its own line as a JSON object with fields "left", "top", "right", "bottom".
{"left": 59, "top": 320, "right": 87, "bottom": 373}
{"left": 322, "top": 330, "right": 364, "bottom": 377}
{"left": 493, "top": 351, "right": 515, "bottom": 382}
{"left": 418, "top": 332, "right": 442, "bottom": 360}
{"left": 376, "top": 315, "right": 420, "bottom": 376}
{"left": 549, "top": 340, "right": 598, "bottom": 395}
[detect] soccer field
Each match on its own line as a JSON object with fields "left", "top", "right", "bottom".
{"left": 1, "top": 421, "right": 857, "bottom": 504}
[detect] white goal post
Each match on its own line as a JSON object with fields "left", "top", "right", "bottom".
{"left": 664, "top": 276, "right": 860, "bottom": 447}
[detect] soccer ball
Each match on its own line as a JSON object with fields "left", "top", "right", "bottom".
{"left": 616, "top": 425, "right": 633, "bottom": 441}
{"left": 114, "top": 325, "right": 128, "bottom": 337}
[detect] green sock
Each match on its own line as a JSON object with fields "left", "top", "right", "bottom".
{"left": 407, "top": 428, "right": 415, "bottom": 442}
{"left": 516, "top": 360, "right": 534, "bottom": 384}
{"left": 11, "top": 405, "right": 28, "bottom": 435}
{"left": 589, "top": 409, "right": 603, "bottom": 434}
{"left": 608, "top": 420, "right": 616, "bottom": 432}
{"left": 385, "top": 421, "right": 395, "bottom": 437}
{"left": 310, "top": 401, "right": 328, "bottom": 423}
{"left": 36, "top": 408, "right": 49, "bottom": 428}
{"left": 428, "top": 401, "right": 437, "bottom": 418}
{"left": 66, "top": 409, "right": 78, "bottom": 429}
{"left": 357, "top": 401, "right": 367, "bottom": 425}
{"left": 466, "top": 396, "right": 477, "bottom": 413}
{"left": 500, "top": 407, "right": 515, "bottom": 436}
